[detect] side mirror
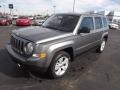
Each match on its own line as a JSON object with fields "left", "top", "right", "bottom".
{"left": 78, "top": 27, "right": 90, "bottom": 34}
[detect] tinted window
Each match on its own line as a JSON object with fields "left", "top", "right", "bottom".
{"left": 43, "top": 14, "right": 80, "bottom": 32}
{"left": 95, "top": 17, "right": 103, "bottom": 29}
{"left": 80, "top": 17, "right": 94, "bottom": 30}
{"left": 102, "top": 17, "right": 108, "bottom": 27}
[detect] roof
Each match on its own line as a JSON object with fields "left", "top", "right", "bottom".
{"left": 55, "top": 13, "right": 106, "bottom": 17}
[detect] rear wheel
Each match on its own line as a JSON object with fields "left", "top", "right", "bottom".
{"left": 96, "top": 39, "right": 106, "bottom": 53}
{"left": 48, "top": 51, "right": 71, "bottom": 79}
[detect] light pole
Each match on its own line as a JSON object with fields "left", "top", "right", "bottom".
{"left": 46, "top": 9, "right": 48, "bottom": 15}
{"left": 3, "top": 5, "right": 5, "bottom": 15}
{"left": 0, "top": 5, "right": 1, "bottom": 14}
{"left": 73, "top": 0, "right": 75, "bottom": 13}
{"left": 53, "top": 5, "right": 56, "bottom": 14}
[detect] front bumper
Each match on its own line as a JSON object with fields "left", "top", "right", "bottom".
{"left": 16, "top": 22, "right": 30, "bottom": 26}
{"left": 0, "top": 22, "right": 6, "bottom": 25}
{"left": 6, "top": 44, "right": 48, "bottom": 72}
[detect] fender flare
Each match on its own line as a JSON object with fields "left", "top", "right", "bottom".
{"left": 45, "top": 41, "right": 74, "bottom": 67}
{"left": 101, "top": 32, "right": 108, "bottom": 40}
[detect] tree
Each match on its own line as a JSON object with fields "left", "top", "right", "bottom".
{"left": 0, "top": 0, "right": 6, "bottom": 2}
{"left": 0, "top": 0, "right": 7, "bottom": 13}
{"left": 0, "top": 0, "right": 7, "bottom": 4}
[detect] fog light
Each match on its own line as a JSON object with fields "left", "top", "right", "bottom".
{"left": 33, "top": 53, "right": 46, "bottom": 59}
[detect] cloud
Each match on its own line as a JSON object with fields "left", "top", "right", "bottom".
{"left": 53, "top": 0, "right": 120, "bottom": 13}
{"left": 5, "top": 0, "right": 53, "bottom": 15}
{"left": 2, "top": 0, "right": 120, "bottom": 15}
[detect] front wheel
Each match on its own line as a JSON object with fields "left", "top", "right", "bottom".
{"left": 96, "top": 39, "right": 106, "bottom": 53}
{"left": 48, "top": 51, "right": 71, "bottom": 79}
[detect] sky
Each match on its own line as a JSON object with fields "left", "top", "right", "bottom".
{"left": 0, "top": 0, "right": 120, "bottom": 15}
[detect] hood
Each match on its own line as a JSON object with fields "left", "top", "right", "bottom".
{"left": 12, "top": 26, "right": 71, "bottom": 43}
{"left": 0, "top": 18, "right": 6, "bottom": 21}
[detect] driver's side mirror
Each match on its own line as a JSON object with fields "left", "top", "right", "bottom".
{"left": 78, "top": 27, "right": 90, "bottom": 34}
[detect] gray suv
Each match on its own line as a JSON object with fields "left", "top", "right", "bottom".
{"left": 6, "top": 13, "right": 108, "bottom": 78}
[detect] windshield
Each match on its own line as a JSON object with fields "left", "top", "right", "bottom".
{"left": 19, "top": 16, "right": 28, "bottom": 19}
{"left": 0, "top": 16, "right": 7, "bottom": 19}
{"left": 42, "top": 14, "right": 80, "bottom": 32}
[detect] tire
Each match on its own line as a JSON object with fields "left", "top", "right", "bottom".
{"left": 48, "top": 51, "right": 71, "bottom": 79}
{"left": 96, "top": 38, "right": 106, "bottom": 53}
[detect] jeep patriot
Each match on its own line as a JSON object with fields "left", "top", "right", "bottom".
{"left": 6, "top": 13, "right": 109, "bottom": 78}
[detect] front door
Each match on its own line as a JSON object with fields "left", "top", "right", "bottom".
{"left": 74, "top": 16, "right": 96, "bottom": 55}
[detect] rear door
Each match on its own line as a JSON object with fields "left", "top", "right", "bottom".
{"left": 92, "top": 16, "right": 105, "bottom": 44}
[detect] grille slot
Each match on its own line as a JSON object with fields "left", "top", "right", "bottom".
{"left": 10, "top": 35, "right": 27, "bottom": 55}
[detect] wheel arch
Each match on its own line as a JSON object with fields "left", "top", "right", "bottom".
{"left": 46, "top": 41, "right": 75, "bottom": 68}
{"left": 103, "top": 35, "right": 108, "bottom": 41}
{"left": 101, "top": 32, "right": 108, "bottom": 41}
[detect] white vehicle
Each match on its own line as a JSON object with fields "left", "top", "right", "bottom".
{"left": 109, "top": 23, "right": 119, "bottom": 29}
{"left": 12, "top": 15, "right": 19, "bottom": 20}
{"left": 33, "top": 19, "right": 45, "bottom": 26}
{"left": 29, "top": 16, "right": 34, "bottom": 20}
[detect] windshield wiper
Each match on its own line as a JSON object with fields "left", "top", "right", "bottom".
{"left": 42, "top": 25, "right": 67, "bottom": 32}
{"left": 44, "top": 26, "right": 58, "bottom": 30}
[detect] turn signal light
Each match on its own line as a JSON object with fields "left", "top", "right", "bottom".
{"left": 33, "top": 53, "right": 46, "bottom": 59}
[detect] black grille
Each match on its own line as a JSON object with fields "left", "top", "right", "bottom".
{"left": 10, "top": 34, "right": 28, "bottom": 55}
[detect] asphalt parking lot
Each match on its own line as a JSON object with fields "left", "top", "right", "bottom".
{"left": 0, "top": 26, "right": 120, "bottom": 90}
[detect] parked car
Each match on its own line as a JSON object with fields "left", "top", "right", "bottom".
{"left": 28, "top": 16, "right": 34, "bottom": 20}
{"left": 0, "top": 16, "right": 12, "bottom": 26}
{"left": 109, "top": 23, "right": 119, "bottom": 29}
{"left": 33, "top": 17, "right": 45, "bottom": 26}
{"left": 6, "top": 13, "right": 109, "bottom": 79}
{"left": 16, "top": 16, "right": 31, "bottom": 26}
{"left": 12, "top": 15, "right": 19, "bottom": 20}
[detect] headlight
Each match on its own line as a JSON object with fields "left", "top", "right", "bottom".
{"left": 24, "top": 43, "right": 34, "bottom": 55}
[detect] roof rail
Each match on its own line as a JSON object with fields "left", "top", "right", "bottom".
{"left": 83, "top": 12, "right": 105, "bottom": 15}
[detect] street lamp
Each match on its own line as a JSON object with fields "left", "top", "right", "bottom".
{"left": 3, "top": 5, "right": 5, "bottom": 15}
{"left": 0, "top": 5, "right": 1, "bottom": 13}
{"left": 73, "top": 0, "right": 75, "bottom": 13}
{"left": 53, "top": 5, "right": 56, "bottom": 14}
